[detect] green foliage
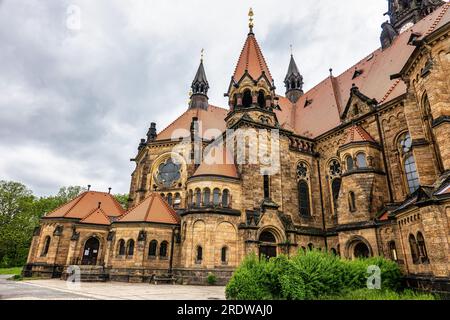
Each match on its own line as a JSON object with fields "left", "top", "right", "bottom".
{"left": 226, "top": 250, "right": 404, "bottom": 300}
{"left": 207, "top": 273, "right": 217, "bottom": 285}
{"left": 320, "top": 289, "right": 436, "bottom": 300}
{"left": 0, "top": 181, "right": 84, "bottom": 268}
{"left": 114, "top": 193, "right": 130, "bottom": 210}
{"left": 0, "top": 267, "right": 23, "bottom": 275}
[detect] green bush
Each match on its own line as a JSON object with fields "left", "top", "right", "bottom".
{"left": 226, "top": 250, "right": 404, "bottom": 300}
{"left": 320, "top": 289, "right": 436, "bottom": 300}
{"left": 207, "top": 273, "right": 217, "bottom": 285}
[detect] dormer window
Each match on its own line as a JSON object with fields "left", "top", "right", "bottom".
{"left": 304, "top": 99, "right": 313, "bottom": 108}
{"left": 352, "top": 69, "right": 363, "bottom": 79}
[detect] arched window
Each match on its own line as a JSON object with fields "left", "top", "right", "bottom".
{"left": 298, "top": 181, "right": 311, "bottom": 217}
{"left": 221, "top": 247, "right": 228, "bottom": 264}
{"left": 148, "top": 240, "right": 157, "bottom": 257}
{"left": 222, "top": 189, "right": 230, "bottom": 208}
{"left": 118, "top": 239, "right": 126, "bottom": 256}
{"left": 416, "top": 232, "right": 429, "bottom": 263}
{"left": 159, "top": 241, "right": 168, "bottom": 258}
{"left": 41, "top": 236, "right": 51, "bottom": 257}
{"left": 331, "top": 178, "right": 342, "bottom": 204}
{"left": 242, "top": 90, "right": 252, "bottom": 108}
{"left": 195, "top": 188, "right": 201, "bottom": 207}
{"left": 196, "top": 246, "right": 203, "bottom": 262}
{"left": 213, "top": 188, "right": 220, "bottom": 206}
{"left": 346, "top": 156, "right": 354, "bottom": 171}
{"left": 203, "top": 188, "right": 211, "bottom": 206}
{"left": 174, "top": 193, "right": 181, "bottom": 208}
{"left": 127, "top": 239, "right": 135, "bottom": 257}
{"left": 356, "top": 153, "right": 367, "bottom": 168}
{"left": 307, "top": 243, "right": 314, "bottom": 251}
{"left": 398, "top": 132, "right": 420, "bottom": 193}
{"left": 388, "top": 241, "right": 398, "bottom": 261}
{"left": 409, "top": 234, "right": 420, "bottom": 264}
{"left": 259, "top": 231, "right": 277, "bottom": 243}
{"left": 188, "top": 190, "right": 193, "bottom": 207}
{"left": 348, "top": 191, "right": 356, "bottom": 212}
{"left": 257, "top": 90, "right": 266, "bottom": 108}
{"left": 167, "top": 193, "right": 173, "bottom": 206}
{"left": 263, "top": 174, "right": 270, "bottom": 199}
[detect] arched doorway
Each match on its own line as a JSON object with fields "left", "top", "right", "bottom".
{"left": 353, "top": 242, "right": 370, "bottom": 259}
{"left": 81, "top": 237, "right": 100, "bottom": 265}
{"left": 259, "top": 231, "right": 277, "bottom": 259}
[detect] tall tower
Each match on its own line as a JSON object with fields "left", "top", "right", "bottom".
{"left": 225, "top": 8, "right": 277, "bottom": 116}
{"left": 284, "top": 52, "right": 304, "bottom": 103}
{"left": 189, "top": 51, "right": 210, "bottom": 110}
{"left": 386, "top": 0, "right": 444, "bottom": 34}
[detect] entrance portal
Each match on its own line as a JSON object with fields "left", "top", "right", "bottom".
{"left": 354, "top": 242, "right": 370, "bottom": 259}
{"left": 81, "top": 237, "right": 100, "bottom": 265}
{"left": 259, "top": 231, "right": 277, "bottom": 259}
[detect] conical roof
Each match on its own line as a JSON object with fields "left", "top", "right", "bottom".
{"left": 343, "top": 125, "right": 376, "bottom": 145}
{"left": 192, "top": 144, "right": 239, "bottom": 179}
{"left": 285, "top": 55, "right": 301, "bottom": 81}
{"left": 233, "top": 33, "right": 273, "bottom": 83}
{"left": 117, "top": 193, "right": 179, "bottom": 225}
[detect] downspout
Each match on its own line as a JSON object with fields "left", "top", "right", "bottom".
{"left": 168, "top": 227, "right": 176, "bottom": 275}
{"left": 316, "top": 157, "right": 328, "bottom": 251}
{"left": 375, "top": 113, "right": 394, "bottom": 203}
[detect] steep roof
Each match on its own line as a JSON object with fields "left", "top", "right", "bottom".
{"left": 233, "top": 33, "right": 273, "bottom": 83}
{"left": 80, "top": 207, "right": 111, "bottom": 226}
{"left": 285, "top": 55, "right": 301, "bottom": 81}
{"left": 153, "top": 4, "right": 450, "bottom": 141}
{"left": 117, "top": 193, "right": 180, "bottom": 225}
{"left": 156, "top": 105, "right": 227, "bottom": 141}
{"left": 192, "top": 60, "right": 208, "bottom": 85}
{"left": 192, "top": 144, "right": 239, "bottom": 179}
{"left": 44, "top": 191, "right": 125, "bottom": 220}
{"left": 343, "top": 125, "right": 376, "bottom": 145}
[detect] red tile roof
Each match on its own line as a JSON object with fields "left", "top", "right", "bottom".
{"left": 117, "top": 193, "right": 180, "bottom": 225}
{"left": 80, "top": 207, "right": 111, "bottom": 225}
{"left": 192, "top": 144, "right": 239, "bottom": 179}
{"left": 233, "top": 33, "right": 273, "bottom": 83}
{"left": 154, "top": 4, "right": 450, "bottom": 140}
{"left": 343, "top": 125, "right": 376, "bottom": 145}
{"left": 44, "top": 191, "right": 125, "bottom": 220}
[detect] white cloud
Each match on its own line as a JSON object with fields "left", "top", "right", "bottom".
{"left": 0, "top": 0, "right": 403, "bottom": 196}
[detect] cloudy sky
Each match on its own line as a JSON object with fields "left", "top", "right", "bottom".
{"left": 0, "top": 0, "right": 393, "bottom": 196}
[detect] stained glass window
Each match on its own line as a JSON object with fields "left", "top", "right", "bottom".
{"left": 156, "top": 159, "right": 181, "bottom": 188}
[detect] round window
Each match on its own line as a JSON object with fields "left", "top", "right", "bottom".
{"left": 155, "top": 158, "right": 181, "bottom": 189}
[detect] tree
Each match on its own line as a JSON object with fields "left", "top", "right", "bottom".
{"left": 114, "top": 194, "right": 130, "bottom": 210}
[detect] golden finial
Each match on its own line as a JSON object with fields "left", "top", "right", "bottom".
{"left": 200, "top": 48, "right": 204, "bottom": 62}
{"left": 248, "top": 8, "right": 254, "bottom": 33}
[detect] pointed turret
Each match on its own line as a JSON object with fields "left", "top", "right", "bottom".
{"left": 189, "top": 53, "right": 209, "bottom": 110}
{"left": 226, "top": 8, "right": 276, "bottom": 112}
{"left": 284, "top": 53, "right": 304, "bottom": 103}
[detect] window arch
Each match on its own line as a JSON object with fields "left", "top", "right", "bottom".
{"left": 263, "top": 174, "right": 270, "bottom": 199}
{"left": 148, "top": 240, "right": 157, "bottom": 257}
{"left": 298, "top": 180, "right": 311, "bottom": 217}
{"left": 159, "top": 241, "right": 168, "bottom": 258}
{"left": 348, "top": 191, "right": 356, "bottom": 212}
{"left": 222, "top": 189, "right": 230, "bottom": 208}
{"left": 307, "top": 243, "right": 314, "bottom": 251}
{"left": 356, "top": 153, "right": 367, "bottom": 168}
{"left": 346, "top": 156, "right": 354, "bottom": 171}
{"left": 409, "top": 234, "right": 420, "bottom": 264}
{"left": 331, "top": 178, "right": 342, "bottom": 205}
{"left": 257, "top": 90, "right": 266, "bottom": 108}
{"left": 213, "top": 188, "right": 220, "bottom": 206}
{"left": 242, "top": 89, "right": 252, "bottom": 108}
{"left": 188, "top": 190, "right": 193, "bottom": 207}
{"left": 388, "top": 241, "right": 398, "bottom": 261}
{"left": 118, "top": 239, "right": 126, "bottom": 256}
{"left": 196, "top": 246, "right": 203, "bottom": 262}
{"left": 398, "top": 132, "right": 419, "bottom": 193}
{"left": 203, "top": 188, "right": 211, "bottom": 206}
{"left": 195, "top": 188, "right": 201, "bottom": 207}
{"left": 41, "top": 236, "right": 51, "bottom": 257}
{"left": 416, "top": 232, "right": 429, "bottom": 264}
{"left": 127, "top": 239, "right": 135, "bottom": 257}
{"left": 167, "top": 193, "right": 173, "bottom": 206}
{"left": 221, "top": 246, "right": 228, "bottom": 264}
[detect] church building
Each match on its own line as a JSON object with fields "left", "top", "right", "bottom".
{"left": 24, "top": 1, "right": 450, "bottom": 293}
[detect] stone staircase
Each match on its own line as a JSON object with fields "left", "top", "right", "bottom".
{"left": 152, "top": 273, "right": 176, "bottom": 285}
{"left": 62, "top": 265, "right": 108, "bottom": 282}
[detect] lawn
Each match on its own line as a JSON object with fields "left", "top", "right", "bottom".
{"left": 0, "top": 267, "right": 23, "bottom": 276}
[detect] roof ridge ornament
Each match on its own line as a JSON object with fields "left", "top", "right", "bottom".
{"left": 248, "top": 8, "right": 254, "bottom": 34}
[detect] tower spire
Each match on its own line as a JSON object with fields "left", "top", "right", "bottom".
{"left": 284, "top": 51, "right": 304, "bottom": 103}
{"left": 189, "top": 50, "right": 209, "bottom": 110}
{"left": 248, "top": 8, "right": 254, "bottom": 34}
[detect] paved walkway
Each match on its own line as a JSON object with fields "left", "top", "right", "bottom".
{"left": 0, "top": 275, "right": 226, "bottom": 300}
